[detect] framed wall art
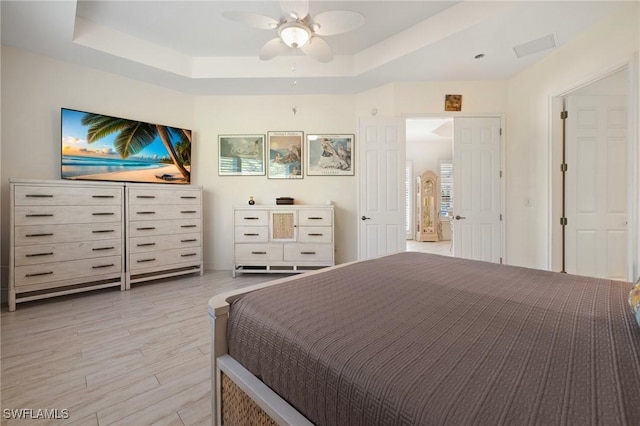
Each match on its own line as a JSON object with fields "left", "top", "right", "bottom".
{"left": 306, "top": 134, "right": 354, "bottom": 176}
{"left": 267, "top": 131, "right": 303, "bottom": 179}
{"left": 218, "top": 134, "right": 265, "bottom": 176}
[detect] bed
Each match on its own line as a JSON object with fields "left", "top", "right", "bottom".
{"left": 208, "top": 252, "right": 640, "bottom": 425}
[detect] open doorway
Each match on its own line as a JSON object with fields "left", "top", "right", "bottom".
{"left": 405, "top": 117, "right": 453, "bottom": 256}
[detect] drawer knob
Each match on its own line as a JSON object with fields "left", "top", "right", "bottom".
{"left": 25, "top": 271, "right": 53, "bottom": 277}
{"left": 92, "top": 195, "right": 115, "bottom": 199}
{"left": 251, "top": 251, "right": 267, "bottom": 255}
{"left": 93, "top": 229, "right": 115, "bottom": 234}
{"left": 181, "top": 239, "right": 197, "bottom": 243}
{"left": 25, "top": 194, "right": 53, "bottom": 198}
{"left": 137, "top": 211, "right": 156, "bottom": 215}
{"left": 136, "top": 243, "right": 156, "bottom": 247}
{"left": 243, "top": 233, "right": 259, "bottom": 236}
{"left": 25, "top": 213, "right": 53, "bottom": 217}
{"left": 93, "top": 246, "right": 115, "bottom": 251}
{"left": 25, "top": 252, "right": 54, "bottom": 257}
{"left": 181, "top": 253, "right": 197, "bottom": 257}
{"left": 136, "top": 227, "right": 156, "bottom": 231}
{"left": 181, "top": 196, "right": 197, "bottom": 199}
{"left": 26, "top": 233, "right": 53, "bottom": 238}
{"left": 136, "top": 195, "right": 156, "bottom": 199}
{"left": 301, "top": 251, "right": 317, "bottom": 255}
{"left": 137, "top": 258, "right": 156, "bottom": 263}
{"left": 92, "top": 264, "right": 115, "bottom": 269}
{"left": 181, "top": 210, "right": 197, "bottom": 214}
{"left": 181, "top": 225, "right": 197, "bottom": 228}
{"left": 244, "top": 217, "right": 260, "bottom": 220}
{"left": 308, "top": 217, "right": 323, "bottom": 220}
{"left": 92, "top": 212, "right": 115, "bottom": 216}
{"left": 308, "top": 233, "right": 324, "bottom": 236}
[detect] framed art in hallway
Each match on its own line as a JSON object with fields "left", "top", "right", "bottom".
{"left": 306, "top": 134, "right": 354, "bottom": 176}
{"left": 267, "top": 131, "right": 303, "bottom": 179}
{"left": 218, "top": 134, "right": 265, "bottom": 176}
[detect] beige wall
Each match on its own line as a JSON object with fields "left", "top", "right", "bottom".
{"left": 1, "top": 0, "right": 638, "bottom": 294}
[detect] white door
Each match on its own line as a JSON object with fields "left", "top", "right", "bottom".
{"left": 452, "top": 117, "right": 502, "bottom": 263}
{"left": 566, "top": 95, "right": 627, "bottom": 280}
{"left": 358, "top": 117, "right": 406, "bottom": 260}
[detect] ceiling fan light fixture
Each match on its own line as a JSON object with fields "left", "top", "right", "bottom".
{"left": 279, "top": 22, "right": 311, "bottom": 48}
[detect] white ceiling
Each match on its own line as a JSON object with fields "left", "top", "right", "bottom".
{"left": 0, "top": 1, "right": 628, "bottom": 96}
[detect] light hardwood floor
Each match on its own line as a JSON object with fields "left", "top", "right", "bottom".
{"left": 406, "top": 240, "right": 452, "bottom": 256}
{"left": 1, "top": 271, "right": 279, "bottom": 425}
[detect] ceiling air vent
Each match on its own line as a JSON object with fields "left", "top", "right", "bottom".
{"left": 513, "top": 33, "right": 557, "bottom": 58}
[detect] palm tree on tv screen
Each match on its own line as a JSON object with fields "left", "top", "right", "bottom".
{"left": 81, "top": 113, "right": 191, "bottom": 180}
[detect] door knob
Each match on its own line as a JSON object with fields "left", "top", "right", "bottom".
{"left": 361, "top": 216, "right": 371, "bottom": 221}
{"left": 455, "top": 215, "right": 466, "bottom": 220}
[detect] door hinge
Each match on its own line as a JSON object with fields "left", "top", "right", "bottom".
{"left": 499, "top": 170, "right": 502, "bottom": 178}
{"left": 560, "top": 217, "right": 568, "bottom": 226}
{"left": 500, "top": 257, "right": 503, "bottom": 264}
{"left": 560, "top": 163, "right": 568, "bottom": 172}
{"left": 561, "top": 111, "right": 568, "bottom": 119}
{"left": 499, "top": 128, "right": 502, "bottom": 136}
{"left": 499, "top": 214, "right": 502, "bottom": 221}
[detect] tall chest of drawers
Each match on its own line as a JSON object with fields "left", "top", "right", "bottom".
{"left": 233, "top": 205, "right": 335, "bottom": 277}
{"left": 126, "top": 184, "right": 203, "bottom": 289}
{"left": 9, "top": 179, "right": 125, "bottom": 311}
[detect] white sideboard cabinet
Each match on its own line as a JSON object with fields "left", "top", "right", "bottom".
{"left": 9, "top": 179, "right": 125, "bottom": 311}
{"left": 232, "top": 205, "right": 335, "bottom": 277}
{"left": 126, "top": 184, "right": 203, "bottom": 289}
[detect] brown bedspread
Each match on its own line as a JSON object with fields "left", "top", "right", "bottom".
{"left": 227, "top": 252, "right": 640, "bottom": 425}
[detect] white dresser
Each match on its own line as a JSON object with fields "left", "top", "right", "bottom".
{"left": 9, "top": 179, "right": 125, "bottom": 311}
{"left": 232, "top": 205, "right": 334, "bottom": 277}
{"left": 126, "top": 184, "right": 203, "bottom": 288}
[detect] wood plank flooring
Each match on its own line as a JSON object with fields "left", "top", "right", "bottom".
{"left": 1, "top": 271, "right": 279, "bottom": 425}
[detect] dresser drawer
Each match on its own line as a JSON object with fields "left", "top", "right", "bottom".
{"left": 234, "top": 210, "right": 268, "bottom": 226}
{"left": 129, "top": 204, "right": 201, "bottom": 221}
{"left": 298, "top": 226, "right": 332, "bottom": 243}
{"left": 129, "top": 247, "right": 202, "bottom": 272}
{"left": 235, "top": 244, "right": 283, "bottom": 262}
{"left": 14, "top": 239, "right": 122, "bottom": 266}
{"left": 15, "top": 205, "right": 121, "bottom": 226}
{"left": 298, "top": 210, "right": 332, "bottom": 226}
{"left": 128, "top": 188, "right": 201, "bottom": 205}
{"left": 283, "top": 243, "right": 333, "bottom": 262}
{"left": 14, "top": 223, "right": 122, "bottom": 246}
{"left": 128, "top": 219, "right": 200, "bottom": 237}
{"left": 14, "top": 256, "right": 122, "bottom": 287}
{"left": 129, "top": 233, "right": 201, "bottom": 254}
{"left": 234, "top": 226, "right": 268, "bottom": 243}
{"left": 14, "top": 185, "right": 122, "bottom": 206}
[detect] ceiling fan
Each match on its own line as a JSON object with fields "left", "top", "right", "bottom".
{"left": 222, "top": 0, "right": 364, "bottom": 63}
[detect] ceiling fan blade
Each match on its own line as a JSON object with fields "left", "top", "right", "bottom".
{"left": 259, "top": 37, "right": 291, "bottom": 60}
{"left": 222, "top": 11, "right": 279, "bottom": 30}
{"left": 279, "top": 0, "right": 309, "bottom": 20}
{"left": 300, "top": 36, "right": 333, "bottom": 63}
{"left": 312, "top": 10, "right": 365, "bottom": 36}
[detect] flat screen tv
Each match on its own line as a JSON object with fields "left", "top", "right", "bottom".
{"left": 61, "top": 108, "right": 191, "bottom": 184}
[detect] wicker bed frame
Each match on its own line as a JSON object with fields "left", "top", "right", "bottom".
{"left": 209, "top": 266, "right": 348, "bottom": 425}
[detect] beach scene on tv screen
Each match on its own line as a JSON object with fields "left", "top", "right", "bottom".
{"left": 61, "top": 108, "right": 191, "bottom": 184}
